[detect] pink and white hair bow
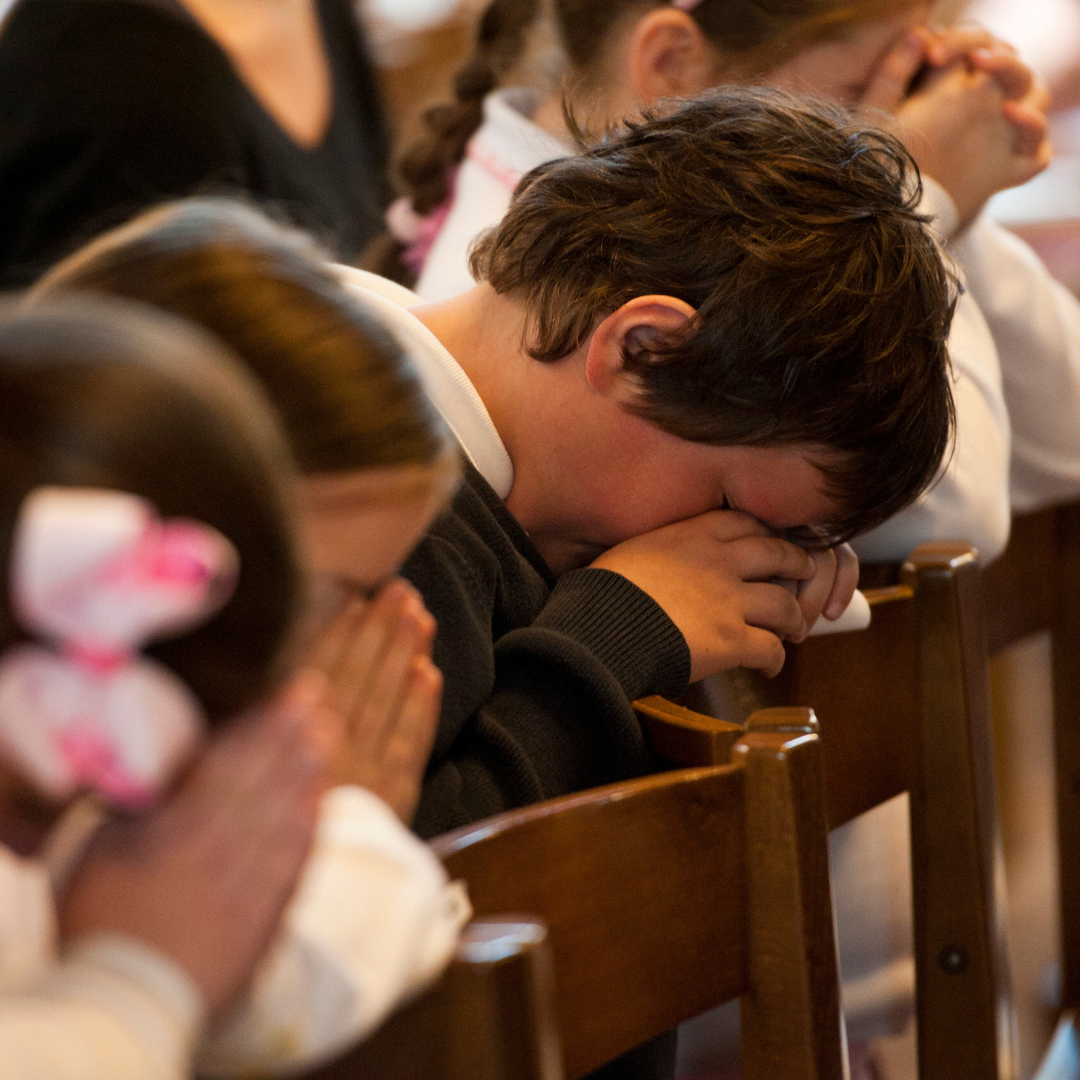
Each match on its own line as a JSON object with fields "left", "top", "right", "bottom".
{"left": 385, "top": 167, "right": 460, "bottom": 277}
{"left": 0, "top": 488, "right": 239, "bottom": 809}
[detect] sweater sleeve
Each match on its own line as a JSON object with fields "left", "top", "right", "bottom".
{"left": 0, "top": 934, "right": 205, "bottom": 1080}
{"left": 408, "top": 505, "right": 691, "bottom": 837}
{"left": 0, "top": 1, "right": 246, "bottom": 286}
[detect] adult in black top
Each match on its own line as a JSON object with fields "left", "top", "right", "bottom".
{"left": 0, "top": 0, "right": 390, "bottom": 288}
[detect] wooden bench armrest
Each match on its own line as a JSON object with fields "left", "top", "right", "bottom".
{"left": 633, "top": 695, "right": 744, "bottom": 766}
{"left": 636, "top": 586, "right": 911, "bottom": 769}
{"left": 635, "top": 694, "right": 828, "bottom": 768}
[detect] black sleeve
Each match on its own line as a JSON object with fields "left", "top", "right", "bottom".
{"left": 407, "top": 510, "right": 691, "bottom": 839}
{"left": 0, "top": 1, "right": 247, "bottom": 286}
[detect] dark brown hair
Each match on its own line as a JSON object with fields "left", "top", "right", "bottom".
{"left": 37, "top": 199, "right": 454, "bottom": 479}
{"left": 0, "top": 297, "right": 302, "bottom": 724}
{"left": 393, "top": 0, "right": 904, "bottom": 227}
{"left": 472, "top": 88, "right": 956, "bottom": 544}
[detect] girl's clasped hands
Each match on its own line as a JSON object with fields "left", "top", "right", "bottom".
{"left": 854, "top": 22, "right": 1052, "bottom": 226}
{"left": 61, "top": 576, "right": 443, "bottom": 1019}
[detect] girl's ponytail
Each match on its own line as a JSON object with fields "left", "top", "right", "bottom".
{"left": 398, "top": 0, "right": 542, "bottom": 216}
{"left": 362, "top": 0, "right": 542, "bottom": 286}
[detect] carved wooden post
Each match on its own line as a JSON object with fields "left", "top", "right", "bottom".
{"left": 737, "top": 707, "right": 846, "bottom": 1080}
{"left": 903, "top": 544, "right": 1018, "bottom": 1080}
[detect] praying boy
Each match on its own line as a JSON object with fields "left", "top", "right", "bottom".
{"left": 340, "top": 87, "right": 959, "bottom": 840}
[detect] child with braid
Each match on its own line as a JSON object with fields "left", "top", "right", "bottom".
{"left": 379, "top": 0, "right": 1020, "bottom": 573}
{"left": 380, "top": 0, "right": 1077, "bottom": 568}
{"left": 375, "top": 5, "right": 1070, "bottom": 1073}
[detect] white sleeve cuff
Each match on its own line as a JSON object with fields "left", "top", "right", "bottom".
{"left": 0, "top": 933, "right": 205, "bottom": 1080}
{"left": 58, "top": 933, "right": 205, "bottom": 1067}
{"left": 197, "top": 785, "right": 470, "bottom": 1077}
{"left": 918, "top": 175, "right": 961, "bottom": 243}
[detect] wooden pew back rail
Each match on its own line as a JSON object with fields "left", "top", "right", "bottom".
{"left": 640, "top": 542, "right": 1018, "bottom": 1080}
{"left": 434, "top": 710, "right": 844, "bottom": 1080}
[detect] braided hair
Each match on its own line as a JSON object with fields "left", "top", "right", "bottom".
{"left": 374, "top": 0, "right": 904, "bottom": 283}
{"left": 400, "top": 0, "right": 543, "bottom": 218}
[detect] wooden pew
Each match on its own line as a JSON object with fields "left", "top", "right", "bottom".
{"left": 646, "top": 542, "right": 1018, "bottom": 1080}
{"left": 433, "top": 710, "right": 844, "bottom": 1080}
{"left": 308, "top": 540, "right": 1016, "bottom": 1079}
{"left": 978, "top": 502, "right": 1080, "bottom": 1079}
{"left": 983, "top": 503, "right": 1080, "bottom": 1014}
{"left": 304, "top": 917, "right": 562, "bottom": 1080}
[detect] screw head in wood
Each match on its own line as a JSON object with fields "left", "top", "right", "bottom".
{"left": 938, "top": 946, "right": 969, "bottom": 974}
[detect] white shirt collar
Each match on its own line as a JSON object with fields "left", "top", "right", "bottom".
{"left": 466, "top": 89, "right": 574, "bottom": 191}
{"left": 333, "top": 266, "right": 515, "bottom": 499}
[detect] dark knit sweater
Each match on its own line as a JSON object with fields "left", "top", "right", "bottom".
{"left": 406, "top": 462, "right": 692, "bottom": 840}
{"left": 0, "top": 0, "right": 390, "bottom": 287}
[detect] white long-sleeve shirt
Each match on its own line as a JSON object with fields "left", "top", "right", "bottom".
{"left": 850, "top": 270, "right": 1012, "bottom": 563}
{"left": 198, "top": 786, "right": 470, "bottom": 1078}
{"left": 953, "top": 210, "right": 1080, "bottom": 513}
{"left": 0, "top": 787, "right": 469, "bottom": 1080}
{"left": 0, "top": 845, "right": 203, "bottom": 1080}
{"left": 414, "top": 89, "right": 1014, "bottom": 566}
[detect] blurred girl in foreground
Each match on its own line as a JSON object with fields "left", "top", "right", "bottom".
{"left": 0, "top": 291, "right": 465, "bottom": 1080}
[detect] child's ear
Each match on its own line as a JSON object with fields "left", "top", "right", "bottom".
{"left": 628, "top": 8, "right": 722, "bottom": 106}
{"left": 585, "top": 295, "right": 696, "bottom": 397}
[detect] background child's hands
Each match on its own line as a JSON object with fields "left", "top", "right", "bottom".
{"left": 966, "top": 44, "right": 1052, "bottom": 160}
{"left": 860, "top": 26, "right": 1051, "bottom": 229}
{"left": 59, "top": 672, "right": 337, "bottom": 1015}
{"left": 306, "top": 579, "right": 442, "bottom": 825}
{"left": 924, "top": 26, "right": 1051, "bottom": 141}
{"left": 590, "top": 511, "right": 850, "bottom": 681}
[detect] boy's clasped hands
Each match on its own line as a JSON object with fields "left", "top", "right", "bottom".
{"left": 593, "top": 510, "right": 859, "bottom": 682}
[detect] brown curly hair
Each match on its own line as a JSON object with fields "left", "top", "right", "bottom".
{"left": 471, "top": 87, "right": 957, "bottom": 545}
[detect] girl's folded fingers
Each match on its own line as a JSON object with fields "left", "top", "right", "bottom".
{"left": 306, "top": 598, "right": 366, "bottom": 681}
{"left": 334, "top": 584, "right": 413, "bottom": 718}
{"left": 354, "top": 597, "right": 430, "bottom": 743}
{"left": 374, "top": 657, "right": 443, "bottom": 821}
{"left": 383, "top": 656, "right": 441, "bottom": 764}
